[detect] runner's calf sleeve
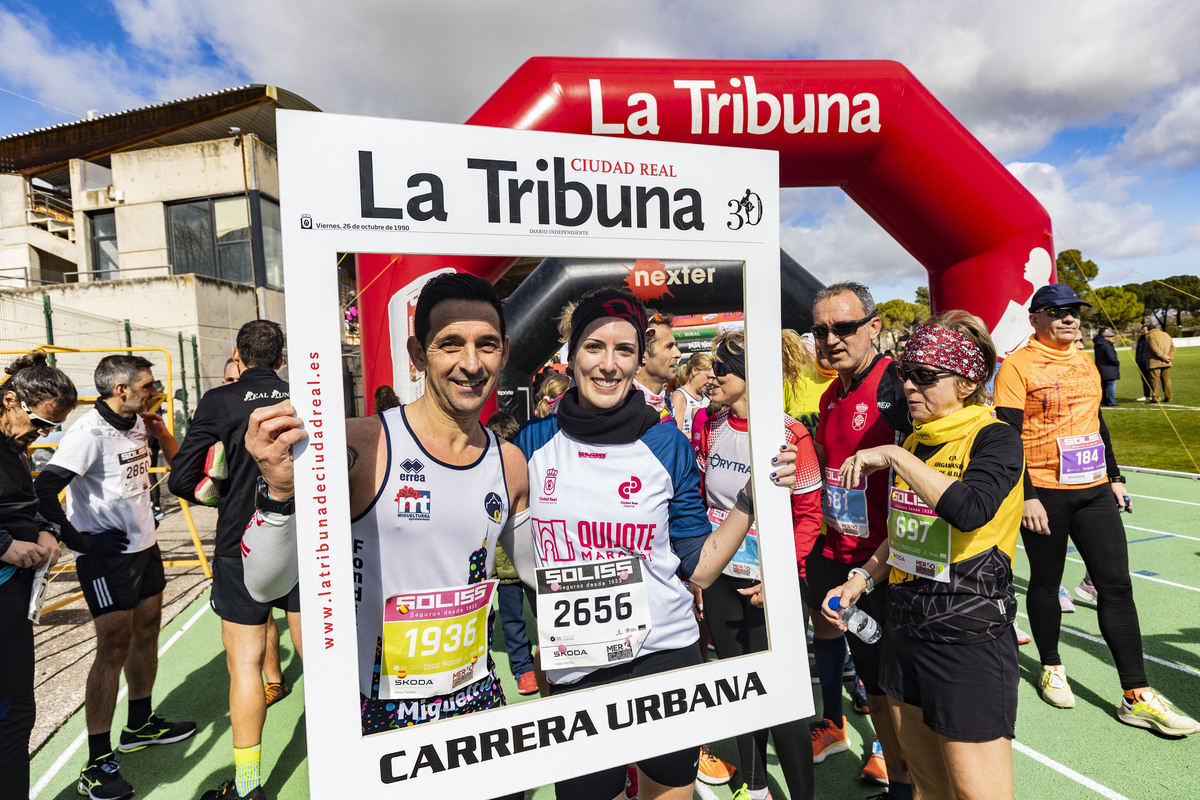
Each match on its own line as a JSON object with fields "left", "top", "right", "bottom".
{"left": 241, "top": 510, "right": 299, "bottom": 603}
{"left": 496, "top": 508, "right": 534, "bottom": 590}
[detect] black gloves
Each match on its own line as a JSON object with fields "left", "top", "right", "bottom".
{"left": 61, "top": 527, "right": 129, "bottom": 557}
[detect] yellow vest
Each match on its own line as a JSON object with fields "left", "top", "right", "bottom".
{"left": 889, "top": 405, "right": 1023, "bottom": 585}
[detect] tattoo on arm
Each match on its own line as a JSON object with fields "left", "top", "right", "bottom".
{"left": 347, "top": 445, "right": 359, "bottom": 471}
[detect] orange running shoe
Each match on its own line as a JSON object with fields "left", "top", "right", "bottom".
{"left": 516, "top": 672, "right": 539, "bottom": 696}
{"left": 697, "top": 745, "right": 736, "bottom": 785}
{"left": 860, "top": 737, "right": 888, "bottom": 785}
{"left": 810, "top": 718, "right": 850, "bottom": 763}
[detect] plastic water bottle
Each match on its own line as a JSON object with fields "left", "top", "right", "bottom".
{"left": 828, "top": 596, "right": 882, "bottom": 644}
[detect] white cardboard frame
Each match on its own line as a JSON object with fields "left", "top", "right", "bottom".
{"left": 276, "top": 111, "right": 809, "bottom": 796}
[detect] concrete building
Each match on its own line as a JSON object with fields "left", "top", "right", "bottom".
{"left": 0, "top": 85, "right": 325, "bottom": 391}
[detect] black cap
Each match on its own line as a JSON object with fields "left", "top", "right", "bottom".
{"left": 1029, "top": 283, "right": 1091, "bottom": 312}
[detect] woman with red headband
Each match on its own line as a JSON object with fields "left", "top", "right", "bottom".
{"left": 819, "top": 311, "right": 1024, "bottom": 799}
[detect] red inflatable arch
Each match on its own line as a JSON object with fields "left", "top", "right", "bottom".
{"left": 357, "top": 58, "right": 1053, "bottom": 405}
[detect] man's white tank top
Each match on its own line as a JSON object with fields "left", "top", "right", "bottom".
{"left": 350, "top": 406, "right": 509, "bottom": 696}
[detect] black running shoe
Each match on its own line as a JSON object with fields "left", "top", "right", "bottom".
{"left": 116, "top": 713, "right": 197, "bottom": 752}
{"left": 201, "top": 779, "right": 267, "bottom": 800}
{"left": 77, "top": 755, "right": 134, "bottom": 800}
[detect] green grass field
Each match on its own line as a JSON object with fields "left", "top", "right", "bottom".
{"left": 1102, "top": 344, "right": 1199, "bottom": 474}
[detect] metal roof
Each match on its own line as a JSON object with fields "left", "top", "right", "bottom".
{"left": 0, "top": 84, "right": 320, "bottom": 187}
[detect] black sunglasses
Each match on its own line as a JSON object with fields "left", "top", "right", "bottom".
{"left": 713, "top": 361, "right": 734, "bottom": 377}
{"left": 898, "top": 364, "right": 955, "bottom": 386}
{"left": 21, "top": 400, "right": 62, "bottom": 432}
{"left": 1041, "top": 305, "right": 1083, "bottom": 320}
{"left": 811, "top": 313, "right": 875, "bottom": 340}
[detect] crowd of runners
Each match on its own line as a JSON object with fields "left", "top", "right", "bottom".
{"left": 2, "top": 273, "right": 1196, "bottom": 800}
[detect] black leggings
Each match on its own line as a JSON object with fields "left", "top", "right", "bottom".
{"left": 1021, "top": 484, "right": 1148, "bottom": 690}
{"left": 0, "top": 571, "right": 35, "bottom": 800}
{"left": 704, "top": 574, "right": 813, "bottom": 799}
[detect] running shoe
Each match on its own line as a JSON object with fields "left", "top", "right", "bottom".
{"left": 516, "top": 671, "right": 539, "bottom": 696}
{"left": 852, "top": 676, "right": 870, "bottom": 714}
{"left": 205, "top": 441, "right": 229, "bottom": 480}
{"left": 1039, "top": 665, "right": 1076, "bottom": 709}
{"left": 1014, "top": 624, "right": 1031, "bottom": 645}
{"left": 731, "top": 783, "right": 774, "bottom": 800}
{"left": 1074, "top": 577, "right": 1098, "bottom": 603}
{"left": 264, "top": 681, "right": 291, "bottom": 707}
{"left": 697, "top": 745, "right": 737, "bottom": 785}
{"left": 810, "top": 717, "right": 851, "bottom": 763}
{"left": 1058, "top": 585, "right": 1076, "bottom": 613}
{"left": 624, "top": 764, "right": 638, "bottom": 798}
{"left": 860, "top": 737, "right": 889, "bottom": 785}
{"left": 116, "top": 712, "right": 197, "bottom": 752}
{"left": 201, "top": 780, "right": 266, "bottom": 800}
{"left": 77, "top": 755, "right": 134, "bottom": 800}
{"left": 1118, "top": 690, "right": 1200, "bottom": 736}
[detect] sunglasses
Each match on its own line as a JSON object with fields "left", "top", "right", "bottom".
{"left": 898, "top": 364, "right": 955, "bottom": 386}
{"left": 713, "top": 361, "right": 734, "bottom": 377}
{"left": 1041, "top": 305, "right": 1082, "bottom": 320}
{"left": 811, "top": 313, "right": 875, "bottom": 340}
{"left": 21, "top": 400, "right": 62, "bottom": 432}
{"left": 645, "top": 313, "right": 668, "bottom": 340}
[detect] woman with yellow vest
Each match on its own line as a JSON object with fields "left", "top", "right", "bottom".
{"left": 820, "top": 311, "right": 1024, "bottom": 799}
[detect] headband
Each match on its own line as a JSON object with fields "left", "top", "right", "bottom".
{"left": 568, "top": 289, "right": 648, "bottom": 360}
{"left": 902, "top": 323, "right": 986, "bottom": 382}
{"left": 714, "top": 339, "right": 747, "bottom": 380}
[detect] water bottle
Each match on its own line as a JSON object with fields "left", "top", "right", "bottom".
{"left": 828, "top": 596, "right": 882, "bottom": 644}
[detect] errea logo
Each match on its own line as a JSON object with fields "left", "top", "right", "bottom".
{"left": 399, "top": 458, "right": 425, "bottom": 482}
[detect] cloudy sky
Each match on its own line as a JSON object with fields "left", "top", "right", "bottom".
{"left": 3, "top": 0, "right": 1199, "bottom": 305}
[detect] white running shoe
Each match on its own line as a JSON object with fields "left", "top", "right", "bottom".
{"left": 1074, "top": 578, "right": 1098, "bottom": 603}
{"left": 1039, "top": 665, "right": 1076, "bottom": 709}
{"left": 1058, "top": 585, "right": 1076, "bottom": 613}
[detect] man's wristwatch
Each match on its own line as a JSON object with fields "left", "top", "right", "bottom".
{"left": 255, "top": 477, "right": 296, "bottom": 516}
{"left": 848, "top": 567, "right": 874, "bottom": 594}
{"left": 1109, "top": 475, "right": 1126, "bottom": 484}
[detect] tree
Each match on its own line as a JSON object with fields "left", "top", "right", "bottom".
{"left": 1056, "top": 250, "right": 1099, "bottom": 301}
{"left": 915, "top": 286, "right": 930, "bottom": 308}
{"left": 877, "top": 299, "right": 922, "bottom": 351}
{"left": 1088, "top": 286, "right": 1144, "bottom": 333}
{"left": 1162, "top": 275, "right": 1200, "bottom": 327}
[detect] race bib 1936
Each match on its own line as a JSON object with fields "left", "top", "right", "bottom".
{"left": 380, "top": 580, "right": 496, "bottom": 700}
{"left": 886, "top": 488, "right": 951, "bottom": 582}
{"left": 536, "top": 557, "right": 651, "bottom": 670}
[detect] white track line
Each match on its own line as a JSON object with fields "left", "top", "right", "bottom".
{"left": 1015, "top": 545, "right": 1200, "bottom": 592}
{"left": 1130, "top": 493, "right": 1200, "bottom": 507}
{"left": 1125, "top": 524, "right": 1200, "bottom": 543}
{"left": 1016, "top": 611, "right": 1200, "bottom": 678}
{"left": 32, "top": 604, "right": 210, "bottom": 799}
{"left": 1013, "top": 741, "right": 1133, "bottom": 800}
{"left": 694, "top": 782, "right": 719, "bottom": 800}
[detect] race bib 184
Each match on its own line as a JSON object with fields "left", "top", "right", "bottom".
{"left": 536, "top": 557, "right": 651, "bottom": 669}
{"left": 380, "top": 580, "right": 496, "bottom": 700}
{"left": 1056, "top": 432, "right": 1105, "bottom": 485}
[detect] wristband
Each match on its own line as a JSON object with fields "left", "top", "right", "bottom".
{"left": 255, "top": 477, "right": 296, "bottom": 516}
{"left": 848, "top": 567, "right": 874, "bottom": 594}
{"left": 1109, "top": 475, "right": 1126, "bottom": 484}
{"left": 735, "top": 488, "right": 754, "bottom": 515}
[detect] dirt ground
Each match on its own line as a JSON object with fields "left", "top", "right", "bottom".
{"left": 30, "top": 494, "right": 216, "bottom": 754}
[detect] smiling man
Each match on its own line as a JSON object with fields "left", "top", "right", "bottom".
{"left": 238, "top": 272, "right": 529, "bottom": 800}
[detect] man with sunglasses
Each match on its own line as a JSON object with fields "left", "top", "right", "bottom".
{"left": 633, "top": 310, "right": 682, "bottom": 421}
{"left": 806, "top": 282, "right": 914, "bottom": 796}
{"left": 35, "top": 355, "right": 196, "bottom": 800}
{"left": 994, "top": 284, "right": 1197, "bottom": 736}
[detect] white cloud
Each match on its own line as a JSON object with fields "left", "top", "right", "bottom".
{"left": 1118, "top": 84, "right": 1200, "bottom": 169}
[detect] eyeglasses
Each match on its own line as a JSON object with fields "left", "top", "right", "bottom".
{"left": 898, "top": 364, "right": 955, "bottom": 386}
{"left": 811, "top": 313, "right": 875, "bottom": 340}
{"left": 1041, "top": 305, "right": 1082, "bottom": 320}
{"left": 21, "top": 400, "right": 62, "bottom": 432}
{"left": 713, "top": 361, "right": 733, "bottom": 377}
{"left": 645, "top": 314, "right": 668, "bottom": 340}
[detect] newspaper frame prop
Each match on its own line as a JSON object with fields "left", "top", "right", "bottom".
{"left": 277, "top": 111, "right": 809, "bottom": 796}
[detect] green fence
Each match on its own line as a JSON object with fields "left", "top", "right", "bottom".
{"left": 0, "top": 292, "right": 202, "bottom": 434}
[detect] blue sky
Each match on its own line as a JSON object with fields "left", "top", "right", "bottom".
{"left": 3, "top": 0, "right": 1199, "bottom": 306}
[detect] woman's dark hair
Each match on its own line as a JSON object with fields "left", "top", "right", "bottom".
{"left": 373, "top": 384, "right": 402, "bottom": 413}
{"left": 4, "top": 351, "right": 77, "bottom": 412}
